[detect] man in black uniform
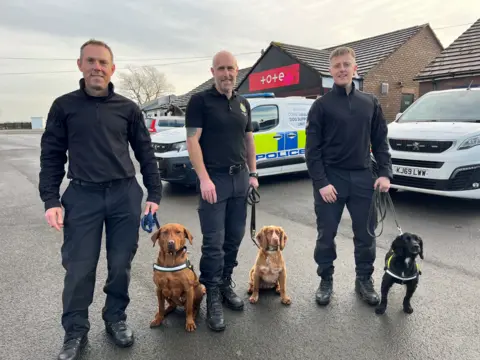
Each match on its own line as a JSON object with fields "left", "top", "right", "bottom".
{"left": 39, "top": 39, "right": 162, "bottom": 360}
{"left": 305, "top": 46, "right": 392, "bottom": 307}
{"left": 185, "top": 50, "right": 259, "bottom": 332}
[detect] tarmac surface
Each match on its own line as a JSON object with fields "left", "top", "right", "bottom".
{"left": 1, "top": 130, "right": 479, "bottom": 360}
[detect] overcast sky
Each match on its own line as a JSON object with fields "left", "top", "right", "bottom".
{"left": 0, "top": 0, "right": 477, "bottom": 123}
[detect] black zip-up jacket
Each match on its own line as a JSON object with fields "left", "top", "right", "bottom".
{"left": 39, "top": 79, "right": 162, "bottom": 210}
{"left": 305, "top": 82, "right": 392, "bottom": 191}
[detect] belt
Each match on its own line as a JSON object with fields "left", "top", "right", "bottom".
{"left": 70, "top": 178, "right": 130, "bottom": 188}
{"left": 207, "top": 163, "right": 246, "bottom": 175}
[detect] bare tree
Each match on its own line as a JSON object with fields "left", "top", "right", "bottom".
{"left": 116, "top": 65, "right": 175, "bottom": 105}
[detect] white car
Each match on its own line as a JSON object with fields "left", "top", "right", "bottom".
{"left": 372, "top": 87, "right": 480, "bottom": 199}
{"left": 150, "top": 93, "right": 315, "bottom": 187}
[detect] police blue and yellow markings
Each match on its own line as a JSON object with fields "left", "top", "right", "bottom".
{"left": 257, "top": 148, "right": 305, "bottom": 161}
{"left": 254, "top": 130, "right": 306, "bottom": 161}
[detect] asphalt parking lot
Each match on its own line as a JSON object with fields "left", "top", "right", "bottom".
{"left": 1, "top": 130, "right": 479, "bottom": 360}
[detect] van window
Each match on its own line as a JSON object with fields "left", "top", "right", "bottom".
{"left": 398, "top": 90, "right": 480, "bottom": 123}
{"left": 251, "top": 105, "right": 279, "bottom": 131}
{"left": 156, "top": 118, "right": 185, "bottom": 127}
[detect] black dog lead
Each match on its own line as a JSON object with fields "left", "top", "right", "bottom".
{"left": 367, "top": 187, "right": 403, "bottom": 238}
{"left": 247, "top": 185, "right": 261, "bottom": 249}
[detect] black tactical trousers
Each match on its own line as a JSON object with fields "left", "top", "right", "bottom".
{"left": 60, "top": 177, "right": 143, "bottom": 341}
{"left": 313, "top": 166, "right": 377, "bottom": 278}
{"left": 197, "top": 165, "right": 249, "bottom": 288}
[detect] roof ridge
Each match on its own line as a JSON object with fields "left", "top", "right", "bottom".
{"left": 271, "top": 23, "right": 426, "bottom": 54}
{"left": 271, "top": 41, "right": 329, "bottom": 53}
{"left": 322, "top": 23, "right": 427, "bottom": 50}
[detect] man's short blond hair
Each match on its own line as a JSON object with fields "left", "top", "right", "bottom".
{"left": 80, "top": 39, "right": 114, "bottom": 62}
{"left": 329, "top": 46, "right": 356, "bottom": 62}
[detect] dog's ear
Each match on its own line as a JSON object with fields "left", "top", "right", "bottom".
{"left": 151, "top": 229, "right": 161, "bottom": 247}
{"left": 418, "top": 236, "right": 424, "bottom": 259}
{"left": 183, "top": 226, "right": 193, "bottom": 245}
{"left": 255, "top": 227, "right": 266, "bottom": 249}
{"left": 279, "top": 227, "right": 288, "bottom": 250}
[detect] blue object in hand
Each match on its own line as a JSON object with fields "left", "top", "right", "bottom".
{"left": 141, "top": 211, "right": 160, "bottom": 233}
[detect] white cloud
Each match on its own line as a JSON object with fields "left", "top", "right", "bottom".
{"left": 0, "top": 0, "right": 477, "bottom": 123}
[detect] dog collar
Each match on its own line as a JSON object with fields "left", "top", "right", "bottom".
{"left": 153, "top": 258, "right": 193, "bottom": 272}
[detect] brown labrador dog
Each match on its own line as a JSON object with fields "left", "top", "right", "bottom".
{"left": 247, "top": 225, "right": 291, "bottom": 305}
{"left": 149, "top": 223, "right": 205, "bottom": 332}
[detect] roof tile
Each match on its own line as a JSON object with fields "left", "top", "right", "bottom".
{"left": 275, "top": 24, "right": 426, "bottom": 76}
{"left": 160, "top": 67, "right": 252, "bottom": 109}
{"left": 415, "top": 18, "right": 480, "bottom": 80}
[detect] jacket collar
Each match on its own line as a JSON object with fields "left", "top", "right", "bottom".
{"left": 79, "top": 78, "right": 115, "bottom": 99}
{"left": 332, "top": 81, "right": 356, "bottom": 96}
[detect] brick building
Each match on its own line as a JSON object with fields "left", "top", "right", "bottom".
{"left": 236, "top": 23, "right": 443, "bottom": 122}
{"left": 414, "top": 18, "right": 480, "bottom": 95}
{"left": 153, "top": 23, "right": 443, "bottom": 122}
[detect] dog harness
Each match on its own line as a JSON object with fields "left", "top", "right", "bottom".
{"left": 384, "top": 253, "right": 422, "bottom": 282}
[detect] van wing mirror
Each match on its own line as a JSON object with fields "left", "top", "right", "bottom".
{"left": 252, "top": 121, "right": 260, "bottom": 132}
{"left": 395, "top": 112, "right": 402, "bottom": 121}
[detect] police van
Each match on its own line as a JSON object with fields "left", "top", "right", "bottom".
{"left": 150, "top": 93, "right": 315, "bottom": 187}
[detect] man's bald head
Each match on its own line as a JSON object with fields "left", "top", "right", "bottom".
{"left": 212, "top": 50, "right": 237, "bottom": 68}
{"left": 211, "top": 50, "right": 238, "bottom": 97}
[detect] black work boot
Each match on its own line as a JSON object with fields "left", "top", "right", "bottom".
{"left": 355, "top": 276, "right": 380, "bottom": 306}
{"left": 206, "top": 287, "right": 226, "bottom": 331}
{"left": 315, "top": 276, "right": 333, "bottom": 305}
{"left": 105, "top": 320, "right": 134, "bottom": 347}
{"left": 57, "top": 335, "right": 87, "bottom": 360}
{"left": 220, "top": 277, "right": 244, "bottom": 310}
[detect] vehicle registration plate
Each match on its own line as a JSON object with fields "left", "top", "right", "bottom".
{"left": 393, "top": 166, "right": 428, "bottom": 177}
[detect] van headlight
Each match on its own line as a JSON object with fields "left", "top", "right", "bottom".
{"left": 458, "top": 135, "right": 480, "bottom": 150}
{"left": 172, "top": 141, "right": 187, "bottom": 152}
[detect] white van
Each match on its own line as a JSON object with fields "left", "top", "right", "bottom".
{"left": 150, "top": 94, "right": 315, "bottom": 187}
{"left": 145, "top": 115, "right": 185, "bottom": 134}
{"left": 371, "top": 87, "right": 480, "bottom": 199}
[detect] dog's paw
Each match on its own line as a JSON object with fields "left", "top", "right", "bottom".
{"left": 403, "top": 304, "right": 414, "bottom": 314}
{"left": 281, "top": 295, "right": 292, "bottom": 305}
{"left": 185, "top": 320, "right": 197, "bottom": 332}
{"left": 375, "top": 306, "right": 386, "bottom": 315}
{"left": 150, "top": 314, "right": 164, "bottom": 328}
{"left": 249, "top": 294, "right": 259, "bottom": 304}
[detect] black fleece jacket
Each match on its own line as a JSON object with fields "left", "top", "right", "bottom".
{"left": 305, "top": 82, "right": 392, "bottom": 191}
{"left": 39, "top": 79, "right": 162, "bottom": 210}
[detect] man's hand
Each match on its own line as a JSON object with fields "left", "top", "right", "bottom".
{"left": 200, "top": 178, "right": 217, "bottom": 204}
{"left": 45, "top": 207, "right": 64, "bottom": 231}
{"left": 319, "top": 184, "right": 337, "bottom": 203}
{"left": 144, "top": 201, "right": 159, "bottom": 215}
{"left": 249, "top": 176, "right": 259, "bottom": 189}
{"left": 374, "top": 176, "right": 390, "bottom": 192}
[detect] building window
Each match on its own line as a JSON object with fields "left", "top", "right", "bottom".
{"left": 400, "top": 93, "right": 415, "bottom": 112}
{"left": 251, "top": 105, "right": 279, "bottom": 132}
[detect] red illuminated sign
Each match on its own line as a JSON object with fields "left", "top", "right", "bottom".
{"left": 248, "top": 63, "right": 300, "bottom": 91}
